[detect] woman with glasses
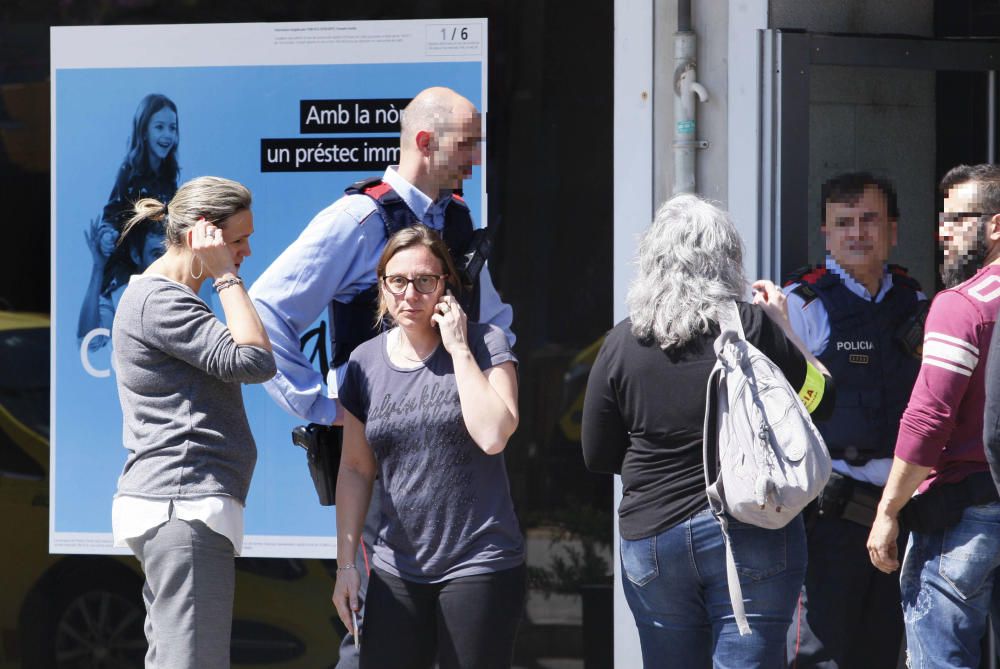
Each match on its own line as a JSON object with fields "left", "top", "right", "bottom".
{"left": 581, "top": 194, "right": 834, "bottom": 667}
{"left": 331, "top": 224, "right": 525, "bottom": 669}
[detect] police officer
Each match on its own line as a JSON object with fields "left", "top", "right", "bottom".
{"left": 784, "top": 173, "right": 925, "bottom": 669}
{"left": 249, "top": 86, "right": 514, "bottom": 668}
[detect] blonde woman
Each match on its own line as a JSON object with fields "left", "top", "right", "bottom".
{"left": 111, "top": 176, "right": 275, "bottom": 668}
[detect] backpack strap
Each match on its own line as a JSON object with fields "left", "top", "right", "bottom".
{"left": 344, "top": 176, "right": 418, "bottom": 238}
{"left": 703, "top": 365, "right": 754, "bottom": 637}
{"left": 715, "top": 513, "right": 752, "bottom": 636}
{"left": 704, "top": 306, "right": 754, "bottom": 637}
{"left": 717, "top": 301, "right": 746, "bottom": 340}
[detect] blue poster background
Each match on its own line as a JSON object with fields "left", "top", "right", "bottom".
{"left": 53, "top": 62, "right": 482, "bottom": 546}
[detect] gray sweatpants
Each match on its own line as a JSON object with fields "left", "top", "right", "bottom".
{"left": 126, "top": 516, "right": 235, "bottom": 669}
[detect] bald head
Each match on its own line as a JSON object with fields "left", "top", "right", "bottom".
{"left": 398, "top": 87, "right": 482, "bottom": 196}
{"left": 400, "top": 87, "right": 478, "bottom": 146}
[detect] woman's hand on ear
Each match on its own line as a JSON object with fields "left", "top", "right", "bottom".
{"left": 189, "top": 218, "right": 237, "bottom": 278}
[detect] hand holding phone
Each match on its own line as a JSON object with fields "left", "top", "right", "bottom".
{"left": 331, "top": 565, "right": 362, "bottom": 643}
{"left": 432, "top": 290, "right": 470, "bottom": 355}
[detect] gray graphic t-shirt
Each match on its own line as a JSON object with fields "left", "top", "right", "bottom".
{"left": 338, "top": 322, "right": 525, "bottom": 583}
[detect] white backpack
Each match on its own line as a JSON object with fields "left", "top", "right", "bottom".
{"left": 702, "top": 301, "right": 831, "bottom": 635}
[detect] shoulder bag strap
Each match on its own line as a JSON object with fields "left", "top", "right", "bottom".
{"left": 717, "top": 300, "right": 746, "bottom": 340}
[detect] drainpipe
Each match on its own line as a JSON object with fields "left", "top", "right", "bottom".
{"left": 989, "top": 70, "right": 996, "bottom": 164}
{"left": 673, "top": 0, "right": 709, "bottom": 194}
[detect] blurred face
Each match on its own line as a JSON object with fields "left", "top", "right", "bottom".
{"left": 146, "top": 107, "right": 178, "bottom": 168}
{"left": 218, "top": 209, "right": 254, "bottom": 273}
{"left": 428, "top": 106, "right": 482, "bottom": 190}
{"left": 822, "top": 185, "right": 897, "bottom": 278}
{"left": 940, "top": 181, "right": 990, "bottom": 287}
{"left": 382, "top": 245, "right": 446, "bottom": 329}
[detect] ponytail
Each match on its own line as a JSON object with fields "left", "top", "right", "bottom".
{"left": 119, "top": 177, "right": 251, "bottom": 251}
{"left": 119, "top": 198, "right": 167, "bottom": 248}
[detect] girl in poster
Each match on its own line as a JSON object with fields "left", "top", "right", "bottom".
{"left": 78, "top": 93, "right": 180, "bottom": 352}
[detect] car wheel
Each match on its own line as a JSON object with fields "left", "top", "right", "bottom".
{"left": 20, "top": 558, "right": 146, "bottom": 668}
{"left": 52, "top": 588, "right": 146, "bottom": 667}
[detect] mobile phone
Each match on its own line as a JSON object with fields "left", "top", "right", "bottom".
{"left": 351, "top": 609, "right": 361, "bottom": 650}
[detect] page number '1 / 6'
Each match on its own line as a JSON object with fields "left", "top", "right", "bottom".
{"left": 441, "top": 27, "right": 469, "bottom": 41}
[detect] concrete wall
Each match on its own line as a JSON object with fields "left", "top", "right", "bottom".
{"left": 653, "top": 0, "right": 729, "bottom": 207}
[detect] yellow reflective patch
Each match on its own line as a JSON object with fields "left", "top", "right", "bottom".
{"left": 798, "top": 362, "right": 825, "bottom": 414}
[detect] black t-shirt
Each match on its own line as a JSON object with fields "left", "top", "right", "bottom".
{"left": 581, "top": 302, "right": 830, "bottom": 540}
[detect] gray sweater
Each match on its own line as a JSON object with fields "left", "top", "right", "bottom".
{"left": 112, "top": 275, "right": 276, "bottom": 504}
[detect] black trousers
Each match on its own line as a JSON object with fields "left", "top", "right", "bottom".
{"left": 359, "top": 564, "right": 526, "bottom": 669}
{"left": 788, "top": 512, "right": 905, "bottom": 669}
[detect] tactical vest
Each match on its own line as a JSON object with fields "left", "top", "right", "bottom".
{"left": 787, "top": 265, "right": 922, "bottom": 464}
{"left": 328, "top": 177, "right": 483, "bottom": 368}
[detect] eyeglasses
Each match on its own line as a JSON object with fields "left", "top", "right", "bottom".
{"left": 940, "top": 212, "right": 986, "bottom": 223}
{"left": 381, "top": 274, "right": 447, "bottom": 295}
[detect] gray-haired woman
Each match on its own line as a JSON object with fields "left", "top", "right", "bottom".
{"left": 110, "top": 176, "right": 275, "bottom": 668}
{"left": 581, "top": 194, "right": 834, "bottom": 667}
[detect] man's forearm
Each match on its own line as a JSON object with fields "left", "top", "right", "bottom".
{"left": 877, "top": 456, "right": 933, "bottom": 517}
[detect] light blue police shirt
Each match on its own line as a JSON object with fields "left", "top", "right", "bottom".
{"left": 248, "top": 166, "right": 514, "bottom": 425}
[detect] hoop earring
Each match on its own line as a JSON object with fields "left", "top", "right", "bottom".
{"left": 189, "top": 254, "right": 203, "bottom": 280}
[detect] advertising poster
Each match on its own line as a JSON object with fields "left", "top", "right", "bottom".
{"left": 51, "top": 19, "right": 488, "bottom": 557}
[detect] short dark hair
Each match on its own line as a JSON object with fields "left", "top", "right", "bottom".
{"left": 939, "top": 164, "right": 1000, "bottom": 215}
{"left": 821, "top": 172, "right": 899, "bottom": 225}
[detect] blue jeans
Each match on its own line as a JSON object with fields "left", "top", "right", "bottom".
{"left": 620, "top": 508, "right": 807, "bottom": 669}
{"left": 900, "top": 501, "right": 1000, "bottom": 669}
